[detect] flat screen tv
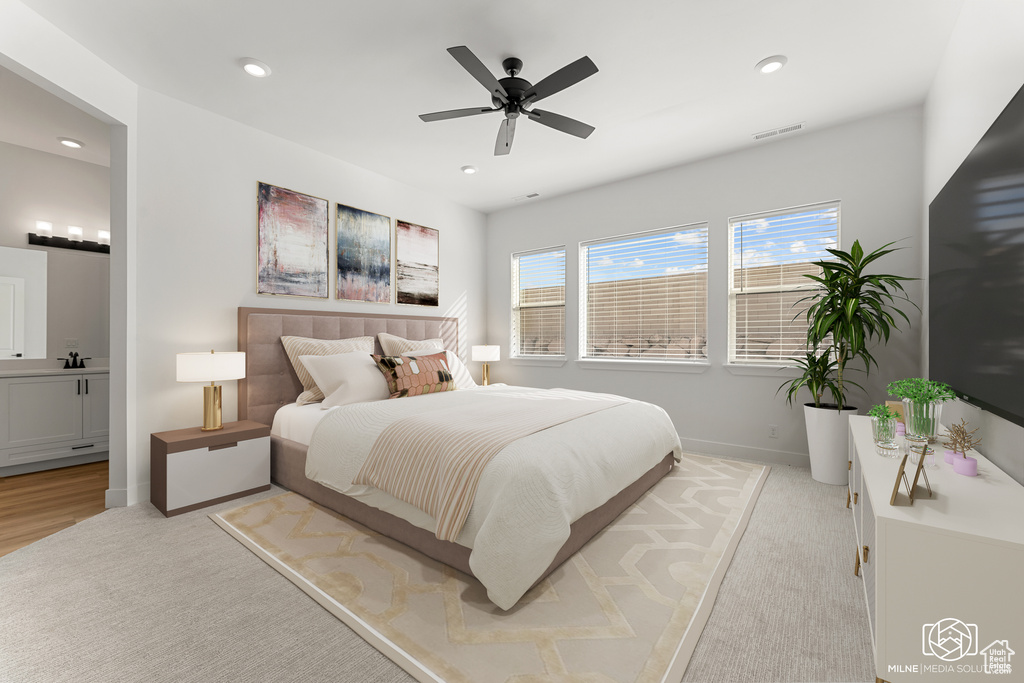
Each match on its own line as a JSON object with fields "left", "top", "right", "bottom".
{"left": 929, "top": 81, "right": 1024, "bottom": 428}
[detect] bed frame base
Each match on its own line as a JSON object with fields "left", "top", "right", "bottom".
{"left": 272, "top": 435, "right": 674, "bottom": 583}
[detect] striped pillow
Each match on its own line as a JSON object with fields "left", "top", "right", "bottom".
{"left": 281, "top": 335, "right": 374, "bottom": 405}
{"left": 372, "top": 352, "right": 455, "bottom": 399}
{"left": 378, "top": 332, "right": 445, "bottom": 357}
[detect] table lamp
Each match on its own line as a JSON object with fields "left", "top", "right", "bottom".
{"left": 471, "top": 345, "right": 500, "bottom": 386}
{"left": 176, "top": 350, "right": 246, "bottom": 431}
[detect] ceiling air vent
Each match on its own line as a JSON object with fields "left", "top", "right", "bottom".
{"left": 752, "top": 122, "right": 806, "bottom": 141}
{"left": 512, "top": 192, "right": 541, "bottom": 202}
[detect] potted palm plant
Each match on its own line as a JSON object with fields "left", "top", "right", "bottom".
{"left": 779, "top": 239, "right": 916, "bottom": 484}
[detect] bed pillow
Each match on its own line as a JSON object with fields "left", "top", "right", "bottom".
{"left": 378, "top": 332, "right": 445, "bottom": 357}
{"left": 281, "top": 335, "right": 374, "bottom": 405}
{"left": 299, "top": 352, "right": 390, "bottom": 408}
{"left": 372, "top": 352, "right": 455, "bottom": 399}
{"left": 401, "top": 349, "right": 477, "bottom": 389}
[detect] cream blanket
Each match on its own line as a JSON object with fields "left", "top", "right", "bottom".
{"left": 305, "top": 385, "right": 682, "bottom": 609}
{"left": 353, "top": 392, "right": 626, "bottom": 542}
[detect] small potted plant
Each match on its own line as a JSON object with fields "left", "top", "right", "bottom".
{"left": 942, "top": 418, "right": 982, "bottom": 476}
{"left": 886, "top": 378, "right": 956, "bottom": 443}
{"left": 867, "top": 404, "right": 899, "bottom": 455}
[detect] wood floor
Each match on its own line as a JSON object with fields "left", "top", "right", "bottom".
{"left": 0, "top": 461, "right": 108, "bottom": 558}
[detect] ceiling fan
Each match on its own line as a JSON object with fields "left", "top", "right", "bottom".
{"left": 419, "top": 46, "right": 598, "bottom": 156}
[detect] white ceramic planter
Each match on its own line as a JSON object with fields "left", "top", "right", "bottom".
{"left": 804, "top": 403, "right": 860, "bottom": 485}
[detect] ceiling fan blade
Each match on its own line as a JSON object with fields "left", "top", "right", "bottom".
{"left": 526, "top": 108, "right": 595, "bottom": 139}
{"left": 494, "top": 117, "right": 517, "bottom": 156}
{"left": 419, "top": 107, "right": 500, "bottom": 122}
{"left": 522, "top": 56, "right": 598, "bottom": 105}
{"left": 447, "top": 46, "right": 509, "bottom": 104}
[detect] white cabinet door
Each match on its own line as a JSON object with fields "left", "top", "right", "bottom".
{"left": 0, "top": 375, "right": 83, "bottom": 450}
{"left": 82, "top": 375, "right": 109, "bottom": 439}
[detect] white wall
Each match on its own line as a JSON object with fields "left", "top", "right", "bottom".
{"left": 486, "top": 108, "right": 925, "bottom": 467}
{"left": 924, "top": 0, "right": 1024, "bottom": 484}
{"left": 0, "top": 141, "right": 110, "bottom": 362}
{"left": 134, "top": 88, "right": 487, "bottom": 499}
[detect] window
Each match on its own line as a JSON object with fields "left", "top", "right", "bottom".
{"left": 728, "top": 201, "right": 840, "bottom": 364}
{"left": 511, "top": 248, "right": 565, "bottom": 357}
{"left": 580, "top": 223, "right": 708, "bottom": 361}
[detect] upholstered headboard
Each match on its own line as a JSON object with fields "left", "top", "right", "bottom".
{"left": 237, "top": 307, "right": 459, "bottom": 427}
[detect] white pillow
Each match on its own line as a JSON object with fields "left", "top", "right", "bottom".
{"left": 281, "top": 335, "right": 374, "bottom": 405}
{"left": 299, "top": 352, "right": 390, "bottom": 408}
{"left": 378, "top": 332, "right": 445, "bottom": 357}
{"left": 401, "top": 348, "right": 477, "bottom": 389}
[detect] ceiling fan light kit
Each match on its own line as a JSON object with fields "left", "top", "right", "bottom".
{"left": 419, "top": 46, "right": 598, "bottom": 156}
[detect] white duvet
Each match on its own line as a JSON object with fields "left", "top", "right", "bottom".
{"left": 303, "top": 384, "right": 682, "bottom": 610}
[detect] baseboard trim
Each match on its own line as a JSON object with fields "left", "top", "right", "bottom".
{"left": 679, "top": 437, "right": 810, "bottom": 468}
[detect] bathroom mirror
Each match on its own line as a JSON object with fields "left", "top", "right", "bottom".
{"left": 0, "top": 246, "right": 47, "bottom": 359}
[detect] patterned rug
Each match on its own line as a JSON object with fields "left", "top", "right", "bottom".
{"left": 211, "top": 454, "right": 768, "bottom": 683}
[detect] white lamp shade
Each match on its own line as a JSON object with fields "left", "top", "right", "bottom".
{"left": 471, "top": 345, "right": 501, "bottom": 362}
{"left": 176, "top": 351, "right": 246, "bottom": 382}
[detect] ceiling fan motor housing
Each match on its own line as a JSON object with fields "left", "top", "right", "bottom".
{"left": 493, "top": 76, "right": 532, "bottom": 117}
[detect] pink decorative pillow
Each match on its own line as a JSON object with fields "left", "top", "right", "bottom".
{"left": 372, "top": 352, "right": 455, "bottom": 399}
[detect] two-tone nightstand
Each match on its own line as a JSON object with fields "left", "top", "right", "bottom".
{"left": 150, "top": 420, "right": 271, "bottom": 517}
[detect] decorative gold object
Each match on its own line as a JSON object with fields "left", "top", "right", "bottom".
{"left": 942, "top": 418, "right": 981, "bottom": 457}
{"left": 889, "top": 443, "right": 932, "bottom": 506}
{"left": 176, "top": 350, "right": 246, "bottom": 432}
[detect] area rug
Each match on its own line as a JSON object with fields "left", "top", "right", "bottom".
{"left": 211, "top": 453, "right": 768, "bottom": 683}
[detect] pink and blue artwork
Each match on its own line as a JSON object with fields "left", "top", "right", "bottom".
{"left": 257, "top": 182, "right": 329, "bottom": 298}
{"left": 336, "top": 204, "right": 391, "bottom": 303}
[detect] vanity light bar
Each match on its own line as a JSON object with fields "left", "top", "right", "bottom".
{"left": 28, "top": 231, "right": 110, "bottom": 254}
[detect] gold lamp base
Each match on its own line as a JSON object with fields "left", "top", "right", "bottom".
{"left": 201, "top": 383, "right": 223, "bottom": 431}
{"left": 481, "top": 362, "right": 490, "bottom": 386}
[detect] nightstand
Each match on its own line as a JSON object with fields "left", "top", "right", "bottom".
{"left": 151, "top": 420, "right": 271, "bottom": 517}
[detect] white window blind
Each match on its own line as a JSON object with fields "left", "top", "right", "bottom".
{"left": 511, "top": 248, "right": 565, "bottom": 357}
{"left": 580, "top": 223, "right": 708, "bottom": 361}
{"left": 728, "top": 201, "right": 840, "bottom": 364}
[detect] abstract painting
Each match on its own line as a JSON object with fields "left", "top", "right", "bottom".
{"left": 257, "top": 182, "right": 329, "bottom": 298}
{"left": 396, "top": 221, "right": 439, "bottom": 307}
{"left": 336, "top": 204, "right": 391, "bottom": 303}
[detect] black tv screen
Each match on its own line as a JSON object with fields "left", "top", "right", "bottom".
{"left": 929, "top": 82, "right": 1024, "bottom": 428}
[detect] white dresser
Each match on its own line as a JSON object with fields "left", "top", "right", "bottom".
{"left": 848, "top": 415, "right": 1024, "bottom": 682}
{"left": 0, "top": 368, "right": 109, "bottom": 476}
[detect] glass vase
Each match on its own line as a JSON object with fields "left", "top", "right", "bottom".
{"left": 871, "top": 416, "right": 899, "bottom": 456}
{"left": 902, "top": 398, "right": 943, "bottom": 441}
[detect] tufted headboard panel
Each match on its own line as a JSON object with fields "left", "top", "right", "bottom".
{"left": 237, "top": 307, "right": 460, "bottom": 427}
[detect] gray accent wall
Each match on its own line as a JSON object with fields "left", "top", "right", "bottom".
{"left": 486, "top": 108, "right": 926, "bottom": 468}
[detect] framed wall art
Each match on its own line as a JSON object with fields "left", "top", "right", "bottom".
{"left": 395, "top": 220, "right": 439, "bottom": 307}
{"left": 336, "top": 204, "right": 391, "bottom": 303}
{"left": 257, "top": 182, "right": 329, "bottom": 298}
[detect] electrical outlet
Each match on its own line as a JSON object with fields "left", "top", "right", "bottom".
{"left": 768, "top": 424, "right": 779, "bottom": 439}
{"left": 64, "top": 338, "right": 79, "bottom": 348}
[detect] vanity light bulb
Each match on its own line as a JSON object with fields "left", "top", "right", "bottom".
{"left": 36, "top": 221, "right": 53, "bottom": 237}
{"left": 67, "top": 226, "right": 84, "bottom": 242}
{"left": 98, "top": 230, "right": 111, "bottom": 246}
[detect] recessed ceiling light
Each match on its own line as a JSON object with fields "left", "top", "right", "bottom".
{"left": 460, "top": 165, "right": 477, "bottom": 175}
{"left": 240, "top": 58, "right": 272, "bottom": 78}
{"left": 58, "top": 137, "right": 84, "bottom": 149}
{"left": 755, "top": 55, "right": 788, "bottom": 74}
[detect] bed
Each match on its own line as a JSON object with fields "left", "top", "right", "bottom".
{"left": 237, "top": 306, "right": 680, "bottom": 609}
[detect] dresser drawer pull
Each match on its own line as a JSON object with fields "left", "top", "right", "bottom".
{"left": 72, "top": 444, "right": 95, "bottom": 450}
{"left": 846, "top": 490, "right": 851, "bottom": 508}
{"left": 863, "top": 545, "right": 870, "bottom": 563}
{"left": 848, "top": 460, "right": 852, "bottom": 471}
{"left": 209, "top": 442, "right": 238, "bottom": 452}
{"left": 853, "top": 492, "right": 859, "bottom": 505}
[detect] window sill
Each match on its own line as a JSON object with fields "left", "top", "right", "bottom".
{"left": 575, "top": 358, "right": 710, "bottom": 374}
{"left": 510, "top": 356, "right": 567, "bottom": 367}
{"left": 725, "top": 363, "right": 801, "bottom": 377}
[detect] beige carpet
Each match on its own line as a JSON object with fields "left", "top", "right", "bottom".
{"left": 211, "top": 453, "right": 768, "bottom": 683}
